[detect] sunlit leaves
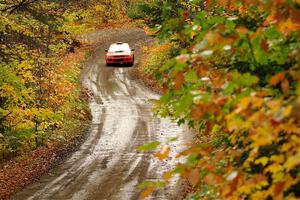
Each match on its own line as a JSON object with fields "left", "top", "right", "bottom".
{"left": 140, "top": 0, "right": 300, "bottom": 199}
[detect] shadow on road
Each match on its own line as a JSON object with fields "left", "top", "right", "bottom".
{"left": 106, "top": 63, "right": 134, "bottom": 68}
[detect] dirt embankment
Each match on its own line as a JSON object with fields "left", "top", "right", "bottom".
{"left": 0, "top": 129, "right": 88, "bottom": 200}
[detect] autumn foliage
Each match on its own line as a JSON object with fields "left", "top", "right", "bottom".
{"left": 136, "top": 0, "right": 300, "bottom": 199}
{"left": 0, "top": 0, "right": 133, "bottom": 161}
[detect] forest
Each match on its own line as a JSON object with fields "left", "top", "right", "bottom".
{"left": 0, "top": 0, "right": 132, "bottom": 160}
{"left": 1, "top": 0, "right": 300, "bottom": 199}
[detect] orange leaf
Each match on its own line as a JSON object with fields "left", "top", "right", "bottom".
{"left": 274, "top": 182, "right": 285, "bottom": 197}
{"left": 174, "top": 72, "right": 184, "bottom": 90}
{"left": 260, "top": 39, "right": 269, "bottom": 51}
{"left": 207, "top": 164, "right": 215, "bottom": 171}
{"left": 155, "top": 145, "right": 171, "bottom": 161}
{"left": 191, "top": 105, "right": 205, "bottom": 120}
{"left": 278, "top": 19, "right": 300, "bottom": 35}
{"left": 187, "top": 169, "right": 200, "bottom": 186}
{"left": 222, "top": 184, "right": 234, "bottom": 197}
{"left": 140, "top": 187, "right": 155, "bottom": 199}
{"left": 254, "top": 174, "right": 267, "bottom": 183}
{"left": 204, "top": 173, "right": 223, "bottom": 185}
{"left": 204, "top": 32, "right": 222, "bottom": 45}
{"left": 270, "top": 72, "right": 285, "bottom": 86}
{"left": 281, "top": 79, "right": 289, "bottom": 94}
{"left": 236, "top": 26, "right": 249, "bottom": 34}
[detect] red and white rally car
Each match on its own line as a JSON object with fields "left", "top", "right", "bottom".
{"left": 105, "top": 42, "right": 135, "bottom": 66}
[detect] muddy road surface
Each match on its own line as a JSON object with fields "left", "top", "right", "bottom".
{"left": 12, "top": 28, "right": 190, "bottom": 200}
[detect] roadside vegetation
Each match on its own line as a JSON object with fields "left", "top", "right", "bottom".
{"left": 135, "top": 42, "right": 177, "bottom": 92}
{"left": 132, "top": 0, "right": 300, "bottom": 199}
{"left": 0, "top": 0, "right": 139, "bottom": 198}
{"left": 0, "top": 0, "right": 135, "bottom": 162}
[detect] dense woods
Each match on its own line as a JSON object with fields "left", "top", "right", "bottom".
{"left": 0, "top": 0, "right": 133, "bottom": 161}
{"left": 134, "top": 0, "right": 300, "bottom": 199}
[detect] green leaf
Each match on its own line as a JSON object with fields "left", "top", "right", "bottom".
{"left": 168, "top": 137, "right": 178, "bottom": 142}
{"left": 174, "top": 62, "right": 187, "bottom": 71}
{"left": 185, "top": 70, "right": 198, "bottom": 83}
{"left": 264, "top": 27, "right": 280, "bottom": 39}
{"left": 196, "top": 11, "right": 206, "bottom": 20}
{"left": 208, "top": 16, "right": 224, "bottom": 25}
{"left": 223, "top": 82, "right": 239, "bottom": 95}
{"left": 187, "top": 153, "right": 200, "bottom": 166}
{"left": 138, "top": 181, "right": 165, "bottom": 189}
{"left": 137, "top": 141, "right": 161, "bottom": 152}
{"left": 174, "top": 93, "right": 193, "bottom": 114}
{"left": 238, "top": 73, "right": 259, "bottom": 87}
{"left": 161, "top": 59, "right": 176, "bottom": 71}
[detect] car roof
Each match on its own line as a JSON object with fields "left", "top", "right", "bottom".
{"left": 108, "top": 42, "right": 130, "bottom": 52}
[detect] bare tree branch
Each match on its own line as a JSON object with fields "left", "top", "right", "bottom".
{"left": 1, "top": 0, "right": 39, "bottom": 14}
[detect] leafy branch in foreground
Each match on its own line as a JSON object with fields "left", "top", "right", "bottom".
{"left": 135, "top": 0, "right": 300, "bottom": 199}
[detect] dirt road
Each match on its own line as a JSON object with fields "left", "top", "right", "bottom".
{"left": 12, "top": 28, "right": 189, "bottom": 200}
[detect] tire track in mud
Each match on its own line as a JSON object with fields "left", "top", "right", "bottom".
{"left": 12, "top": 28, "right": 190, "bottom": 200}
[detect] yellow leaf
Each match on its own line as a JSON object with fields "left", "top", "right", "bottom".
{"left": 270, "top": 155, "right": 285, "bottom": 164}
{"left": 265, "top": 163, "right": 283, "bottom": 174}
{"left": 163, "top": 171, "right": 173, "bottom": 182}
{"left": 284, "top": 153, "right": 300, "bottom": 171}
{"left": 255, "top": 157, "right": 269, "bottom": 166}
{"left": 272, "top": 171, "right": 285, "bottom": 182}
{"left": 252, "top": 97, "right": 264, "bottom": 109}
{"left": 226, "top": 114, "right": 251, "bottom": 132}
{"left": 281, "top": 143, "right": 292, "bottom": 152}
{"left": 267, "top": 99, "right": 282, "bottom": 112}
{"left": 251, "top": 125, "right": 276, "bottom": 147}
{"left": 282, "top": 105, "right": 292, "bottom": 118}
{"left": 235, "top": 97, "right": 251, "bottom": 113}
{"left": 251, "top": 191, "right": 268, "bottom": 199}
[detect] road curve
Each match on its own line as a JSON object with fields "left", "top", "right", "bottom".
{"left": 12, "top": 28, "right": 190, "bottom": 200}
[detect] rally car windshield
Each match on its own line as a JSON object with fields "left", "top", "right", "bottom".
{"left": 108, "top": 43, "right": 130, "bottom": 53}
